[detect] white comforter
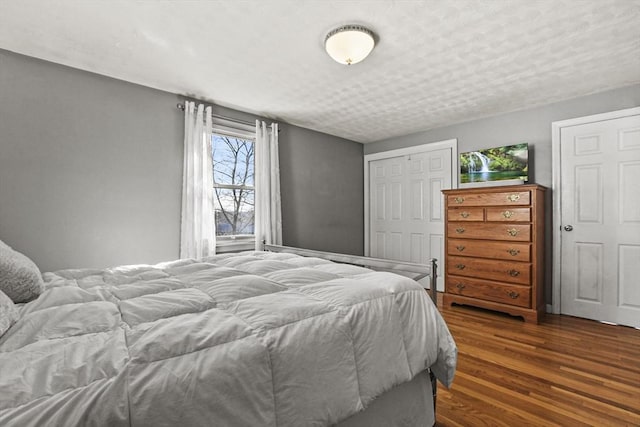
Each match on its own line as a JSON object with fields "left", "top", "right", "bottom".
{"left": 0, "top": 251, "right": 456, "bottom": 427}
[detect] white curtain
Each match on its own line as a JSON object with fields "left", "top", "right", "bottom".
{"left": 180, "top": 101, "right": 216, "bottom": 258}
{"left": 254, "top": 121, "right": 282, "bottom": 250}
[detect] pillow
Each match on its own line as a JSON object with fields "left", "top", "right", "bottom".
{"left": 0, "top": 238, "right": 11, "bottom": 251}
{"left": 0, "top": 243, "right": 44, "bottom": 303}
{"left": 0, "top": 289, "right": 19, "bottom": 338}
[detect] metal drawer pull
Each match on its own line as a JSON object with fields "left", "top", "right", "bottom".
{"left": 507, "top": 194, "right": 520, "bottom": 202}
{"left": 455, "top": 227, "right": 465, "bottom": 234}
{"left": 460, "top": 211, "right": 470, "bottom": 218}
{"left": 456, "top": 283, "right": 466, "bottom": 290}
{"left": 455, "top": 264, "right": 466, "bottom": 270}
{"left": 508, "top": 291, "right": 520, "bottom": 299}
{"left": 507, "top": 228, "right": 519, "bottom": 237}
{"left": 454, "top": 196, "right": 465, "bottom": 204}
{"left": 456, "top": 245, "right": 465, "bottom": 251}
{"left": 508, "top": 269, "right": 520, "bottom": 277}
{"left": 502, "top": 210, "right": 514, "bottom": 218}
{"left": 507, "top": 248, "right": 520, "bottom": 256}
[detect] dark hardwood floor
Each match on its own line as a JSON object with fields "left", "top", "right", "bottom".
{"left": 435, "top": 299, "right": 640, "bottom": 426}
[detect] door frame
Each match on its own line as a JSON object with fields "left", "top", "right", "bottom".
{"left": 550, "top": 106, "right": 640, "bottom": 315}
{"left": 363, "top": 138, "right": 458, "bottom": 258}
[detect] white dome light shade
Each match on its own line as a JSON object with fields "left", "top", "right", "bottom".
{"left": 325, "top": 25, "right": 375, "bottom": 65}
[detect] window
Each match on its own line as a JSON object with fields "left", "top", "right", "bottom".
{"left": 212, "top": 132, "right": 255, "bottom": 241}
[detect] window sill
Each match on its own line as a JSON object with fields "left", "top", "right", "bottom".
{"left": 216, "top": 239, "right": 255, "bottom": 253}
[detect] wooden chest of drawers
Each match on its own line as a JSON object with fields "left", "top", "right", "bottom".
{"left": 442, "top": 184, "right": 546, "bottom": 323}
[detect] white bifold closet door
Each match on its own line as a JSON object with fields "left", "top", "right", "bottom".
{"left": 369, "top": 148, "right": 452, "bottom": 291}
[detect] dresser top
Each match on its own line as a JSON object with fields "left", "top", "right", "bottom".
{"left": 442, "top": 183, "right": 547, "bottom": 195}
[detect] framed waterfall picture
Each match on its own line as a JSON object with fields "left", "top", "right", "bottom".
{"left": 459, "top": 143, "right": 529, "bottom": 187}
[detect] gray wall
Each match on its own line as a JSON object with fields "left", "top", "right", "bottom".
{"left": 0, "top": 50, "right": 183, "bottom": 272}
{"left": 0, "top": 49, "right": 363, "bottom": 271}
{"left": 278, "top": 124, "right": 363, "bottom": 256}
{"left": 365, "top": 84, "right": 640, "bottom": 187}
{"left": 365, "top": 85, "right": 640, "bottom": 304}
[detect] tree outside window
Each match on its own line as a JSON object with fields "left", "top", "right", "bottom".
{"left": 212, "top": 134, "right": 255, "bottom": 237}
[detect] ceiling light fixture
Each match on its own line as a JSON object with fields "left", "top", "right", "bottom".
{"left": 324, "top": 25, "right": 375, "bottom": 65}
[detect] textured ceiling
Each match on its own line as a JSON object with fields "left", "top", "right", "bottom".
{"left": 1, "top": 0, "right": 639, "bottom": 143}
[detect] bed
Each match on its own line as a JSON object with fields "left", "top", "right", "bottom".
{"left": 0, "top": 242, "right": 457, "bottom": 427}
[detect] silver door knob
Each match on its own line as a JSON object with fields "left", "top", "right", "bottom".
{"left": 563, "top": 225, "right": 573, "bottom": 231}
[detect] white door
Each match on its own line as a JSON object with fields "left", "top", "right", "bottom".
{"left": 369, "top": 155, "right": 405, "bottom": 260}
{"left": 368, "top": 146, "right": 453, "bottom": 291}
{"left": 557, "top": 111, "right": 640, "bottom": 328}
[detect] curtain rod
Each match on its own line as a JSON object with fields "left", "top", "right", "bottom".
{"left": 176, "top": 103, "right": 255, "bottom": 127}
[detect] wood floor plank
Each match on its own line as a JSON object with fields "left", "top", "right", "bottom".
{"left": 435, "top": 299, "right": 640, "bottom": 427}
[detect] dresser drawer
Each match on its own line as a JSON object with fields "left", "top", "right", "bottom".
{"left": 486, "top": 207, "right": 531, "bottom": 222}
{"left": 448, "top": 223, "right": 531, "bottom": 242}
{"left": 447, "top": 207, "right": 484, "bottom": 222}
{"left": 447, "top": 190, "right": 530, "bottom": 207}
{"left": 447, "top": 255, "right": 531, "bottom": 284}
{"left": 446, "top": 275, "right": 531, "bottom": 308}
{"left": 448, "top": 239, "right": 531, "bottom": 262}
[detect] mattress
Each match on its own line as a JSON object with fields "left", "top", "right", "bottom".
{"left": 0, "top": 251, "right": 457, "bottom": 426}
